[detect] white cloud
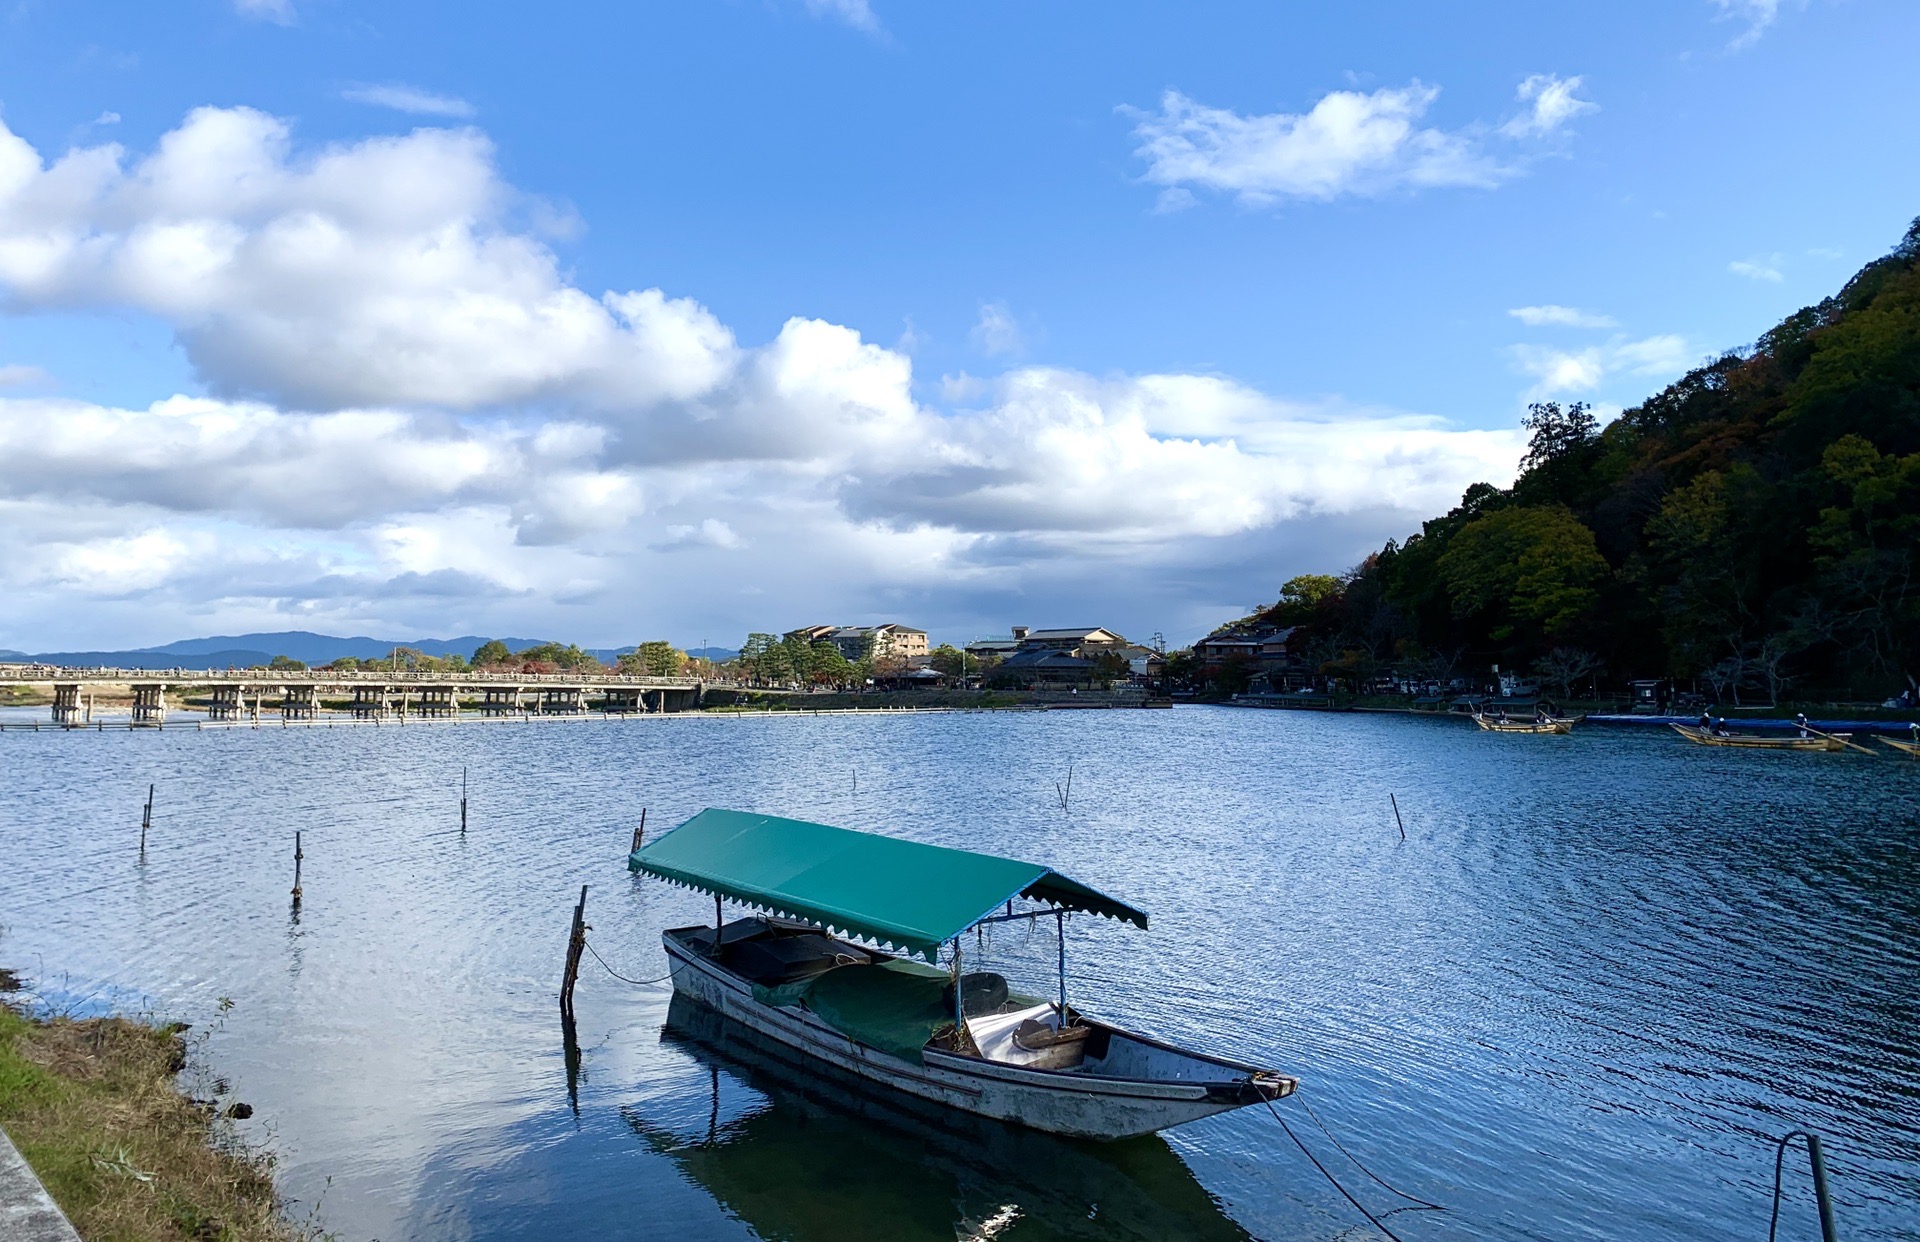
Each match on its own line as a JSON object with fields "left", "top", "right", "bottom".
{"left": 1508, "top": 304, "right": 1617, "bottom": 329}
{"left": 1729, "top": 254, "right": 1785, "bottom": 282}
{"left": 1511, "top": 334, "right": 1693, "bottom": 398}
{"left": 0, "top": 102, "right": 1532, "bottom": 649}
{"left": 1125, "top": 83, "right": 1506, "bottom": 207}
{"left": 1709, "top": 0, "right": 1784, "bottom": 50}
{"left": 95, "top": 112, "right": 122, "bottom": 127}
{"left": 653, "top": 519, "right": 744, "bottom": 552}
{"left": 234, "top": 0, "right": 295, "bottom": 25}
{"left": 340, "top": 84, "right": 477, "bottom": 119}
{"left": 971, "top": 302, "right": 1023, "bottom": 356}
{"left": 0, "top": 364, "right": 52, "bottom": 387}
{"left": 1501, "top": 74, "right": 1597, "bottom": 139}
{"left": 0, "top": 107, "right": 739, "bottom": 413}
{"left": 1123, "top": 73, "right": 1599, "bottom": 210}
{"left": 804, "top": 0, "right": 879, "bottom": 33}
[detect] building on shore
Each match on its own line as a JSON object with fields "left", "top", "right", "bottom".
{"left": 785, "top": 623, "right": 929, "bottom": 663}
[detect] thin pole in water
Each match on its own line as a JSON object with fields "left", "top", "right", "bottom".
{"left": 141, "top": 784, "right": 153, "bottom": 853}
{"left": 460, "top": 767, "right": 468, "bottom": 835}
{"left": 1390, "top": 793, "right": 1406, "bottom": 842}
{"left": 560, "top": 885, "right": 588, "bottom": 1020}
{"left": 630, "top": 806, "right": 647, "bottom": 854}
{"left": 1807, "top": 1133, "right": 1839, "bottom": 1242}
{"left": 1770, "top": 1130, "right": 1841, "bottom": 1242}
{"left": 291, "top": 831, "right": 303, "bottom": 907}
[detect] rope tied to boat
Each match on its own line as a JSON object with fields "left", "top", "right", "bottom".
{"left": 1263, "top": 1097, "right": 1443, "bottom": 1242}
{"left": 582, "top": 939, "right": 675, "bottom": 987}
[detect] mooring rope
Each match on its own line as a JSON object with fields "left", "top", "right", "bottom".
{"left": 1265, "top": 1098, "right": 1438, "bottom": 1242}
{"left": 1297, "top": 1096, "right": 1446, "bottom": 1213}
{"left": 582, "top": 940, "right": 674, "bottom": 987}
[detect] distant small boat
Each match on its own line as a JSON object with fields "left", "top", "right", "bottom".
{"left": 1474, "top": 712, "right": 1573, "bottom": 734}
{"left": 1670, "top": 724, "right": 1846, "bottom": 751}
{"left": 1879, "top": 735, "right": 1920, "bottom": 757}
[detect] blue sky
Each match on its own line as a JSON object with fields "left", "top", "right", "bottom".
{"left": 2, "top": 0, "right": 1917, "bottom": 652}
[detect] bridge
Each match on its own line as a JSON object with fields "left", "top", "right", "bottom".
{"left": 0, "top": 666, "right": 708, "bottom": 727}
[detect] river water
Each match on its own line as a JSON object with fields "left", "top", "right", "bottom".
{"left": 0, "top": 707, "right": 1914, "bottom": 1241}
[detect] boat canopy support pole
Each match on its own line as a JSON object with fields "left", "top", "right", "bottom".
{"left": 713, "top": 893, "right": 723, "bottom": 957}
{"left": 952, "top": 938, "right": 963, "bottom": 1041}
{"left": 1056, "top": 910, "right": 1067, "bottom": 1024}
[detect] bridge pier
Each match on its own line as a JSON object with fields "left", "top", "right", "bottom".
{"left": 131, "top": 683, "right": 168, "bottom": 727}
{"left": 540, "top": 686, "right": 586, "bottom": 715}
{"left": 52, "top": 683, "right": 81, "bottom": 726}
{"left": 479, "top": 686, "right": 523, "bottom": 716}
{"left": 416, "top": 685, "right": 460, "bottom": 717}
{"left": 282, "top": 684, "right": 320, "bottom": 721}
{"left": 210, "top": 684, "right": 245, "bottom": 722}
{"left": 350, "top": 685, "right": 390, "bottom": 720}
{"left": 602, "top": 688, "right": 643, "bottom": 713}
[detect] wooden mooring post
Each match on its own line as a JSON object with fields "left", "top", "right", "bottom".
{"left": 291, "top": 831, "right": 303, "bottom": 907}
{"left": 1390, "top": 793, "right": 1406, "bottom": 842}
{"left": 629, "top": 807, "right": 647, "bottom": 854}
{"left": 140, "top": 784, "right": 153, "bottom": 852}
{"left": 460, "top": 767, "right": 469, "bottom": 835}
{"left": 560, "top": 885, "right": 589, "bottom": 1020}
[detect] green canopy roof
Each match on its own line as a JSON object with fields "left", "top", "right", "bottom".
{"left": 629, "top": 808, "right": 1148, "bottom": 960}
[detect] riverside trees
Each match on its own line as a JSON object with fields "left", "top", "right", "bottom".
{"left": 1212, "top": 217, "right": 1920, "bottom": 703}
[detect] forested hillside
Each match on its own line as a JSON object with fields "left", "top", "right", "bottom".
{"left": 1235, "top": 218, "right": 1920, "bottom": 703}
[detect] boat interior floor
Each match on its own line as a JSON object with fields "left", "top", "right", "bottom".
{"left": 671, "top": 917, "right": 875, "bottom": 987}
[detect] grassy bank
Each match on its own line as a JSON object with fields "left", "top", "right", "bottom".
{"left": 0, "top": 984, "right": 310, "bottom": 1242}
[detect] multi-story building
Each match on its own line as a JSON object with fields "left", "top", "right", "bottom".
{"left": 785, "top": 623, "right": 929, "bottom": 663}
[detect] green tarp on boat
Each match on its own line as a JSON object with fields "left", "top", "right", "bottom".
{"left": 630, "top": 808, "right": 1147, "bottom": 960}
{"left": 758, "top": 958, "right": 953, "bottom": 1063}
{"left": 755, "top": 958, "right": 1038, "bottom": 1064}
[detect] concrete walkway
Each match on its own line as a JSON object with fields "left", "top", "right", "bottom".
{"left": 0, "top": 1125, "right": 81, "bottom": 1242}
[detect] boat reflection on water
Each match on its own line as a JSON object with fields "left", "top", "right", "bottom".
{"left": 633, "top": 995, "right": 1251, "bottom": 1242}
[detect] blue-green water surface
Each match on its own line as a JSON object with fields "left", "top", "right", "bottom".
{"left": 0, "top": 707, "right": 1914, "bottom": 1240}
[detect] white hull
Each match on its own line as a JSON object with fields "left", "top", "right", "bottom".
{"left": 663, "top": 934, "right": 1286, "bottom": 1141}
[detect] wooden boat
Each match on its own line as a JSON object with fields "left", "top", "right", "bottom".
{"left": 631, "top": 808, "right": 1296, "bottom": 1141}
{"left": 1670, "top": 724, "right": 1847, "bottom": 751}
{"left": 1474, "top": 712, "right": 1573, "bottom": 734}
{"left": 1878, "top": 735, "right": 1920, "bottom": 757}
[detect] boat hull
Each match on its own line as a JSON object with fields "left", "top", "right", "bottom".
{"left": 1474, "top": 715, "right": 1573, "bottom": 733}
{"left": 1671, "top": 724, "right": 1845, "bottom": 750}
{"left": 662, "top": 935, "right": 1278, "bottom": 1141}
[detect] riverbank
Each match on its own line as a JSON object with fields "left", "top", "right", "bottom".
{"left": 0, "top": 981, "right": 306, "bottom": 1242}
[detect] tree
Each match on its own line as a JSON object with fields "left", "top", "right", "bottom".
{"left": 473, "top": 639, "right": 513, "bottom": 667}
{"left": 329, "top": 656, "right": 361, "bottom": 672}
{"left": 268, "top": 654, "right": 306, "bottom": 671}
{"left": 1270, "top": 573, "right": 1343, "bottom": 624}
{"left": 633, "top": 641, "right": 684, "bottom": 677}
{"left": 810, "top": 642, "right": 853, "bottom": 688}
{"left": 928, "top": 644, "right": 968, "bottom": 678}
{"left": 1519, "top": 401, "right": 1599, "bottom": 472}
{"left": 1438, "top": 506, "right": 1608, "bottom": 641}
{"left": 518, "top": 642, "right": 600, "bottom": 671}
{"left": 739, "top": 633, "right": 782, "bottom": 684}
{"left": 1531, "top": 647, "right": 1603, "bottom": 699}
{"left": 1091, "top": 650, "right": 1131, "bottom": 687}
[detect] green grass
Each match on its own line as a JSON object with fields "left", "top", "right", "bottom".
{"left": 0, "top": 999, "right": 313, "bottom": 1242}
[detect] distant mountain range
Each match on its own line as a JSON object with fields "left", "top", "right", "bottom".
{"left": 0, "top": 631, "right": 738, "bottom": 670}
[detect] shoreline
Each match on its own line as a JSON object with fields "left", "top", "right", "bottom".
{"left": 0, "top": 983, "right": 306, "bottom": 1242}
